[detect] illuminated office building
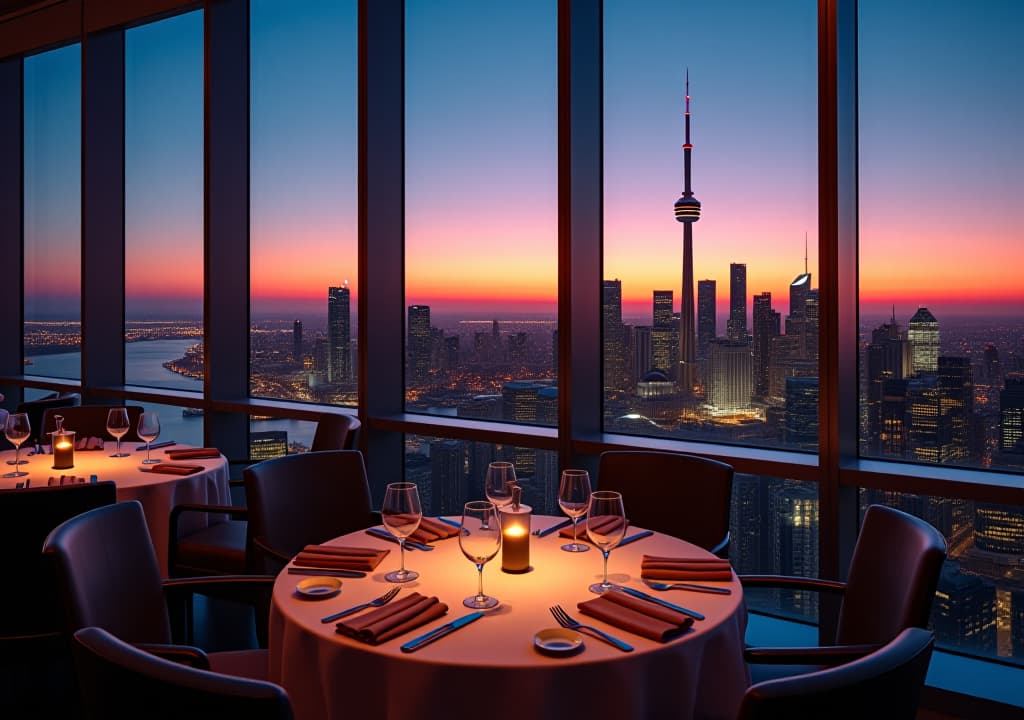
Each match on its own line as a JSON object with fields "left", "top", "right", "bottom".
{"left": 603, "top": 280, "right": 626, "bottom": 392}
{"left": 752, "top": 292, "right": 779, "bottom": 399}
{"left": 249, "top": 430, "right": 287, "bottom": 460}
{"left": 908, "top": 306, "right": 940, "bottom": 374}
{"left": 705, "top": 339, "right": 752, "bottom": 413}
{"left": 327, "top": 284, "right": 351, "bottom": 383}
{"left": 727, "top": 263, "right": 747, "bottom": 342}
{"left": 407, "top": 305, "right": 432, "bottom": 385}
{"left": 697, "top": 279, "right": 716, "bottom": 358}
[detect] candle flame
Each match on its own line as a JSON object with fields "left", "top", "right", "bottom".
{"left": 504, "top": 525, "right": 527, "bottom": 538}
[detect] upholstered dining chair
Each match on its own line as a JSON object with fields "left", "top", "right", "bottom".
{"left": 740, "top": 504, "right": 947, "bottom": 685}
{"left": 15, "top": 391, "right": 81, "bottom": 446}
{"left": 168, "top": 449, "right": 376, "bottom": 577}
{"left": 43, "top": 500, "right": 274, "bottom": 681}
{"left": 737, "top": 627, "right": 935, "bottom": 719}
{"left": 310, "top": 412, "right": 361, "bottom": 451}
{"left": 0, "top": 481, "right": 117, "bottom": 716}
{"left": 72, "top": 626, "right": 294, "bottom": 720}
{"left": 597, "top": 450, "right": 734, "bottom": 556}
{"left": 40, "top": 403, "right": 145, "bottom": 444}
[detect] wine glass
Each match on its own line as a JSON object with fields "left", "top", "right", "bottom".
{"left": 3, "top": 413, "right": 31, "bottom": 478}
{"left": 483, "top": 461, "right": 516, "bottom": 528}
{"left": 106, "top": 407, "right": 131, "bottom": 458}
{"left": 459, "top": 500, "right": 501, "bottom": 609}
{"left": 558, "top": 469, "right": 592, "bottom": 553}
{"left": 381, "top": 482, "right": 422, "bottom": 583}
{"left": 586, "top": 490, "right": 627, "bottom": 594}
{"left": 137, "top": 412, "right": 161, "bottom": 464}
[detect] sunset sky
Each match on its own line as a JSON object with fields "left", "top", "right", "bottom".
{"left": 21, "top": 0, "right": 1024, "bottom": 326}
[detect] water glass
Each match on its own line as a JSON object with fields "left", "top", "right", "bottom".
{"left": 106, "top": 407, "right": 131, "bottom": 458}
{"left": 460, "top": 500, "right": 501, "bottom": 609}
{"left": 381, "top": 482, "right": 422, "bottom": 583}
{"left": 558, "top": 469, "right": 591, "bottom": 553}
{"left": 586, "top": 490, "right": 627, "bottom": 594}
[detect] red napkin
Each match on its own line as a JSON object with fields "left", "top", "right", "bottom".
{"left": 165, "top": 447, "right": 221, "bottom": 460}
{"left": 410, "top": 517, "right": 461, "bottom": 544}
{"left": 559, "top": 515, "right": 629, "bottom": 541}
{"left": 293, "top": 545, "right": 390, "bottom": 571}
{"left": 148, "top": 463, "right": 204, "bottom": 476}
{"left": 640, "top": 554, "right": 734, "bottom": 581}
{"left": 48, "top": 475, "right": 86, "bottom": 486}
{"left": 75, "top": 436, "right": 105, "bottom": 451}
{"left": 577, "top": 590, "right": 695, "bottom": 642}
{"left": 335, "top": 592, "right": 448, "bottom": 645}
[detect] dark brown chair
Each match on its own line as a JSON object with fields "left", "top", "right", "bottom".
{"left": 0, "top": 481, "right": 116, "bottom": 716}
{"left": 310, "top": 412, "right": 361, "bottom": 451}
{"left": 741, "top": 504, "right": 947, "bottom": 684}
{"left": 597, "top": 450, "right": 734, "bottom": 556}
{"left": 15, "top": 392, "right": 81, "bottom": 446}
{"left": 737, "top": 627, "right": 935, "bottom": 720}
{"left": 40, "top": 403, "right": 145, "bottom": 444}
{"left": 72, "top": 626, "right": 293, "bottom": 720}
{"left": 42, "top": 500, "right": 274, "bottom": 681}
{"left": 244, "top": 450, "right": 375, "bottom": 572}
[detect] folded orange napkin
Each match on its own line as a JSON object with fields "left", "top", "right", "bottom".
{"left": 578, "top": 590, "right": 695, "bottom": 642}
{"left": 335, "top": 592, "right": 448, "bottom": 645}
{"left": 148, "top": 463, "right": 204, "bottom": 476}
{"left": 48, "top": 475, "right": 85, "bottom": 486}
{"left": 640, "top": 554, "right": 734, "bottom": 581}
{"left": 410, "top": 517, "right": 461, "bottom": 544}
{"left": 165, "top": 447, "right": 221, "bottom": 460}
{"left": 75, "top": 436, "right": 105, "bottom": 451}
{"left": 559, "top": 515, "right": 629, "bottom": 541}
{"left": 293, "top": 545, "right": 390, "bottom": 571}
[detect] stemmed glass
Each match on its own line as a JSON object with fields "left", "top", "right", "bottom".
{"left": 106, "top": 407, "right": 131, "bottom": 458}
{"left": 483, "top": 461, "right": 516, "bottom": 528}
{"left": 137, "top": 412, "right": 161, "bottom": 464}
{"left": 586, "top": 490, "right": 627, "bottom": 594}
{"left": 381, "top": 482, "right": 422, "bottom": 583}
{"left": 558, "top": 469, "right": 592, "bottom": 553}
{"left": 459, "top": 500, "right": 501, "bottom": 609}
{"left": 3, "top": 413, "right": 31, "bottom": 478}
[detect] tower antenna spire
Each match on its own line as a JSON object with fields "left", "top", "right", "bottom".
{"left": 804, "top": 231, "right": 808, "bottom": 275}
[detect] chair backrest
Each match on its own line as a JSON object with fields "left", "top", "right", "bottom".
{"left": 244, "top": 450, "right": 374, "bottom": 571}
{"left": 310, "top": 413, "right": 361, "bottom": 451}
{"left": 0, "top": 482, "right": 117, "bottom": 637}
{"left": 40, "top": 404, "right": 145, "bottom": 444}
{"left": 72, "top": 626, "right": 293, "bottom": 720}
{"left": 597, "top": 450, "right": 733, "bottom": 554}
{"left": 836, "top": 504, "right": 947, "bottom": 646}
{"left": 43, "top": 500, "right": 172, "bottom": 644}
{"left": 15, "top": 392, "right": 81, "bottom": 445}
{"left": 737, "top": 627, "right": 935, "bottom": 719}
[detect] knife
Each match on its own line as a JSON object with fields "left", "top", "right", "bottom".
{"left": 618, "top": 585, "right": 705, "bottom": 621}
{"left": 137, "top": 440, "right": 176, "bottom": 451}
{"left": 617, "top": 530, "right": 655, "bottom": 547}
{"left": 287, "top": 566, "right": 367, "bottom": 579}
{"left": 400, "top": 611, "right": 484, "bottom": 653}
{"left": 365, "top": 527, "right": 434, "bottom": 551}
{"left": 533, "top": 517, "right": 573, "bottom": 537}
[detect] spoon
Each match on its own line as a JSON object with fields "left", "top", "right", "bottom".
{"left": 642, "top": 579, "right": 732, "bottom": 595}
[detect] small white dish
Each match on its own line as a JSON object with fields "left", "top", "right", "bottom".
{"left": 295, "top": 576, "right": 342, "bottom": 600}
{"left": 533, "top": 627, "right": 584, "bottom": 657}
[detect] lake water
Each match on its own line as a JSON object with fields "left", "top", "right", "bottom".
{"left": 26, "top": 340, "right": 316, "bottom": 449}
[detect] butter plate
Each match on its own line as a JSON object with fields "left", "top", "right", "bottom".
{"left": 533, "top": 627, "right": 584, "bottom": 657}
{"left": 295, "top": 576, "right": 342, "bottom": 600}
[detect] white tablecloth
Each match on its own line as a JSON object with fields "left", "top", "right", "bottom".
{"left": 269, "top": 516, "right": 750, "bottom": 720}
{"left": 0, "top": 442, "right": 230, "bottom": 576}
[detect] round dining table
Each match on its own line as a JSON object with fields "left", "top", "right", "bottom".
{"left": 0, "top": 442, "right": 229, "bottom": 577}
{"left": 269, "top": 516, "right": 750, "bottom": 720}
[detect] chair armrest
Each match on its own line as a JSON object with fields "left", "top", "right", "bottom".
{"left": 744, "top": 642, "right": 883, "bottom": 667}
{"left": 710, "top": 530, "right": 730, "bottom": 558}
{"left": 133, "top": 642, "right": 211, "bottom": 670}
{"left": 251, "top": 536, "right": 293, "bottom": 567}
{"left": 738, "top": 574, "right": 847, "bottom": 595}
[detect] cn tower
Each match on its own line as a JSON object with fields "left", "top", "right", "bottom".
{"left": 674, "top": 70, "right": 700, "bottom": 393}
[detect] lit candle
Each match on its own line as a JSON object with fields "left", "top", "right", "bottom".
{"left": 500, "top": 492, "right": 532, "bottom": 573}
{"left": 53, "top": 432, "right": 75, "bottom": 470}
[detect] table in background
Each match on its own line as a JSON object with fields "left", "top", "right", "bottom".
{"left": 0, "top": 442, "right": 229, "bottom": 577}
{"left": 270, "top": 516, "right": 749, "bottom": 720}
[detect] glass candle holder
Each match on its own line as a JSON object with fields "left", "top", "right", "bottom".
{"left": 52, "top": 424, "right": 76, "bottom": 470}
{"left": 499, "top": 503, "right": 531, "bottom": 573}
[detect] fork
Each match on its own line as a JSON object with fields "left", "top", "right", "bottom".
{"left": 643, "top": 579, "right": 732, "bottom": 595}
{"left": 321, "top": 586, "right": 401, "bottom": 624}
{"left": 549, "top": 605, "right": 633, "bottom": 652}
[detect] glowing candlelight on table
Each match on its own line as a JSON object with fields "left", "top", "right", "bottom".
{"left": 51, "top": 415, "right": 75, "bottom": 470}
{"left": 500, "top": 486, "right": 531, "bottom": 573}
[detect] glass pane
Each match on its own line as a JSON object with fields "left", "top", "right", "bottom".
{"left": 603, "top": 1, "right": 818, "bottom": 450}
{"left": 134, "top": 401, "right": 204, "bottom": 448}
{"left": 405, "top": 434, "right": 559, "bottom": 517}
{"left": 23, "top": 44, "right": 81, "bottom": 380}
{"left": 404, "top": 0, "right": 558, "bottom": 423}
{"left": 859, "top": 3, "right": 1024, "bottom": 472}
{"left": 249, "top": 415, "right": 316, "bottom": 459}
{"left": 860, "top": 490, "right": 1024, "bottom": 666}
{"left": 124, "top": 11, "right": 204, "bottom": 389}
{"left": 250, "top": 0, "right": 358, "bottom": 407}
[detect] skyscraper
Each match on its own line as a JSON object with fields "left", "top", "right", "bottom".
{"left": 673, "top": 72, "right": 700, "bottom": 394}
{"left": 651, "top": 290, "right": 677, "bottom": 380}
{"left": 908, "top": 306, "right": 940, "bottom": 374}
{"left": 407, "top": 305, "right": 432, "bottom": 384}
{"left": 293, "top": 319, "right": 302, "bottom": 362}
{"left": 706, "top": 339, "right": 752, "bottom": 413}
{"left": 752, "top": 292, "right": 779, "bottom": 399}
{"left": 653, "top": 290, "right": 674, "bottom": 329}
{"left": 727, "top": 262, "right": 747, "bottom": 341}
{"left": 697, "top": 279, "right": 716, "bottom": 358}
{"left": 603, "top": 280, "right": 626, "bottom": 392}
{"left": 327, "top": 283, "right": 351, "bottom": 383}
